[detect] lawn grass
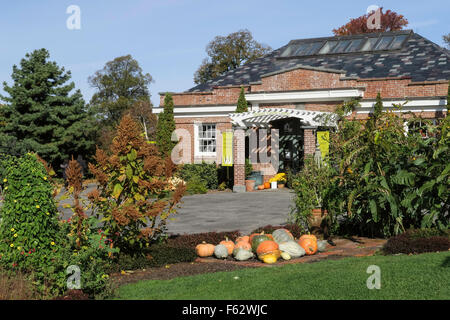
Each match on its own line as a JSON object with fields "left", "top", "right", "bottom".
{"left": 115, "top": 252, "right": 450, "bottom": 300}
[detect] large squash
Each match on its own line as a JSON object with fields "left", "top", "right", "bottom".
{"left": 278, "top": 241, "right": 306, "bottom": 258}
{"left": 298, "top": 234, "right": 318, "bottom": 255}
{"left": 258, "top": 249, "right": 281, "bottom": 264}
{"left": 256, "top": 240, "right": 279, "bottom": 256}
{"left": 251, "top": 234, "right": 271, "bottom": 252}
{"left": 272, "top": 229, "right": 294, "bottom": 244}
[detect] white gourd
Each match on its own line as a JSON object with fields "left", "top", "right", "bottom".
{"left": 279, "top": 241, "right": 306, "bottom": 258}
{"left": 214, "top": 244, "right": 228, "bottom": 259}
{"left": 233, "top": 248, "right": 254, "bottom": 261}
{"left": 317, "top": 240, "right": 327, "bottom": 252}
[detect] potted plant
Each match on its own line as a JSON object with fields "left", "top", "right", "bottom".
{"left": 290, "top": 157, "right": 329, "bottom": 230}
{"left": 244, "top": 158, "right": 255, "bottom": 192}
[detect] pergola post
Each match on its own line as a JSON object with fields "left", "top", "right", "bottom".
{"left": 232, "top": 128, "right": 246, "bottom": 193}
{"left": 304, "top": 128, "right": 316, "bottom": 159}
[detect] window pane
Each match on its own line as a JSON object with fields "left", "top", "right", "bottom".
{"left": 292, "top": 43, "right": 310, "bottom": 56}
{"left": 280, "top": 45, "right": 298, "bottom": 57}
{"left": 318, "top": 41, "right": 338, "bottom": 54}
{"left": 304, "top": 41, "right": 324, "bottom": 55}
{"left": 374, "top": 36, "right": 394, "bottom": 50}
{"left": 345, "top": 39, "right": 364, "bottom": 52}
{"left": 389, "top": 35, "right": 408, "bottom": 49}
{"left": 360, "top": 37, "right": 379, "bottom": 51}
{"left": 331, "top": 40, "right": 351, "bottom": 53}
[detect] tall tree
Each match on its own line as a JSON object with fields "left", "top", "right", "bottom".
{"left": 236, "top": 87, "right": 248, "bottom": 113}
{"left": 0, "top": 49, "right": 96, "bottom": 167}
{"left": 126, "top": 98, "right": 157, "bottom": 141}
{"left": 333, "top": 8, "right": 408, "bottom": 36}
{"left": 156, "top": 94, "right": 176, "bottom": 158}
{"left": 88, "top": 54, "right": 153, "bottom": 149}
{"left": 88, "top": 55, "right": 152, "bottom": 124}
{"left": 194, "top": 29, "right": 272, "bottom": 84}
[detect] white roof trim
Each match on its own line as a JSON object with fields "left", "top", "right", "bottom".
{"left": 245, "top": 88, "right": 364, "bottom": 104}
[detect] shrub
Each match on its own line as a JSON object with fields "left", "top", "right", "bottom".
{"left": 383, "top": 229, "right": 450, "bottom": 254}
{"left": 87, "top": 115, "right": 185, "bottom": 254}
{"left": 178, "top": 162, "right": 218, "bottom": 190}
{"left": 0, "top": 153, "right": 63, "bottom": 272}
{"left": 185, "top": 176, "right": 208, "bottom": 195}
{"left": 321, "top": 98, "right": 450, "bottom": 238}
{"left": 109, "top": 244, "right": 197, "bottom": 271}
{"left": 167, "top": 231, "right": 241, "bottom": 250}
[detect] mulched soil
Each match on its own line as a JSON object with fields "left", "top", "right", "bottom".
{"left": 110, "top": 236, "right": 387, "bottom": 286}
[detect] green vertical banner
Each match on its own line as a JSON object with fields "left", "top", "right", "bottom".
{"left": 317, "top": 131, "right": 329, "bottom": 160}
{"left": 222, "top": 131, "right": 233, "bottom": 166}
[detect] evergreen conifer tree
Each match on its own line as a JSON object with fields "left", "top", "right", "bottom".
{"left": 0, "top": 49, "right": 96, "bottom": 167}
{"left": 156, "top": 93, "right": 176, "bottom": 158}
{"left": 236, "top": 87, "right": 248, "bottom": 113}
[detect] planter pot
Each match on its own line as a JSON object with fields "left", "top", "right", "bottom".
{"left": 271, "top": 181, "right": 277, "bottom": 189}
{"left": 245, "top": 180, "right": 256, "bottom": 192}
{"left": 264, "top": 182, "right": 270, "bottom": 189}
{"left": 278, "top": 183, "right": 285, "bottom": 188}
{"left": 308, "top": 208, "right": 328, "bottom": 228}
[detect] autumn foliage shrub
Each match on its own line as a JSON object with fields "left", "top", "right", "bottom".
{"left": 88, "top": 115, "right": 185, "bottom": 255}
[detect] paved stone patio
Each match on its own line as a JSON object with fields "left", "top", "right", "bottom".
{"left": 166, "top": 188, "right": 295, "bottom": 235}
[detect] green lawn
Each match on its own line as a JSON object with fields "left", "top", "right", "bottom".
{"left": 115, "top": 252, "right": 450, "bottom": 300}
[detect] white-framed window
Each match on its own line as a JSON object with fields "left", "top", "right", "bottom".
{"left": 195, "top": 123, "right": 217, "bottom": 157}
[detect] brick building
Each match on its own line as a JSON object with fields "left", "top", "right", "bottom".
{"left": 155, "top": 30, "right": 449, "bottom": 192}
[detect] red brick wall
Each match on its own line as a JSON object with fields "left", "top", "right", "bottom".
{"left": 304, "top": 129, "right": 316, "bottom": 159}
{"left": 251, "top": 68, "right": 358, "bottom": 92}
{"left": 160, "top": 68, "right": 448, "bottom": 107}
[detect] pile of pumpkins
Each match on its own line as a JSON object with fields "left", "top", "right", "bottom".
{"left": 195, "top": 229, "right": 327, "bottom": 264}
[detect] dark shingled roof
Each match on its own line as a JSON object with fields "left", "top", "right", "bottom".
{"left": 188, "top": 30, "right": 450, "bottom": 93}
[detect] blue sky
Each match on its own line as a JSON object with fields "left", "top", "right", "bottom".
{"left": 0, "top": 0, "right": 448, "bottom": 106}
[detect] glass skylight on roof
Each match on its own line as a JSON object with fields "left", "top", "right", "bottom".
{"left": 318, "top": 40, "right": 338, "bottom": 54}
{"left": 389, "top": 35, "right": 408, "bottom": 49}
{"left": 360, "top": 37, "right": 379, "bottom": 51}
{"left": 345, "top": 39, "right": 364, "bottom": 52}
{"left": 331, "top": 40, "right": 351, "bottom": 53}
{"left": 374, "top": 36, "right": 394, "bottom": 50}
{"left": 279, "top": 33, "right": 410, "bottom": 58}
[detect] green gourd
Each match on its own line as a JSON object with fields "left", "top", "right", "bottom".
{"left": 272, "top": 229, "right": 294, "bottom": 244}
{"left": 214, "top": 244, "right": 228, "bottom": 259}
{"left": 251, "top": 235, "right": 271, "bottom": 252}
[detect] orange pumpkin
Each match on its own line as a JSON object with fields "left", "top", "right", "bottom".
{"left": 236, "top": 235, "right": 250, "bottom": 244}
{"left": 235, "top": 240, "right": 252, "bottom": 251}
{"left": 256, "top": 240, "right": 279, "bottom": 255}
{"left": 264, "top": 182, "right": 270, "bottom": 189}
{"left": 257, "top": 185, "right": 265, "bottom": 190}
{"left": 298, "top": 234, "right": 318, "bottom": 255}
{"left": 195, "top": 242, "right": 215, "bottom": 257}
{"left": 220, "top": 237, "right": 235, "bottom": 255}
